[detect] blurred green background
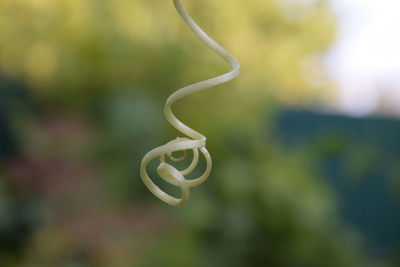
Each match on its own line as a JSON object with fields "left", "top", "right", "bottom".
{"left": 0, "top": 0, "right": 399, "bottom": 266}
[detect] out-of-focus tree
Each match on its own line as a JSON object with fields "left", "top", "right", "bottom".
{"left": 0, "top": 0, "right": 335, "bottom": 106}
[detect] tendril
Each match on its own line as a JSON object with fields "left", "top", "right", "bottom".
{"left": 140, "top": 0, "right": 240, "bottom": 206}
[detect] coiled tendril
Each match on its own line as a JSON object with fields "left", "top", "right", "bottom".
{"left": 140, "top": 0, "right": 240, "bottom": 206}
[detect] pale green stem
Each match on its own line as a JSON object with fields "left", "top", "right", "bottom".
{"left": 140, "top": 0, "right": 240, "bottom": 206}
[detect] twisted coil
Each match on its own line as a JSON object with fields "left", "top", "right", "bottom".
{"left": 140, "top": 0, "right": 240, "bottom": 206}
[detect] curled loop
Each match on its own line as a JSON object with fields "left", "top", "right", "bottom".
{"left": 140, "top": 0, "right": 240, "bottom": 206}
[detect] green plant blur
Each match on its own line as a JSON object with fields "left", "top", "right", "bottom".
{"left": 0, "top": 0, "right": 385, "bottom": 266}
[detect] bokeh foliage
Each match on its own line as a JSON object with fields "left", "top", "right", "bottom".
{"left": 0, "top": 0, "right": 381, "bottom": 266}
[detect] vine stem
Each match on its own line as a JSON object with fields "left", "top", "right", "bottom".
{"left": 140, "top": 0, "right": 240, "bottom": 206}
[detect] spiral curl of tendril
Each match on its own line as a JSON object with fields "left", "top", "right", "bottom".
{"left": 140, "top": 0, "right": 240, "bottom": 206}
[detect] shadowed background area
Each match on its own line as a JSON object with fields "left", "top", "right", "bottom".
{"left": 0, "top": 0, "right": 399, "bottom": 266}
